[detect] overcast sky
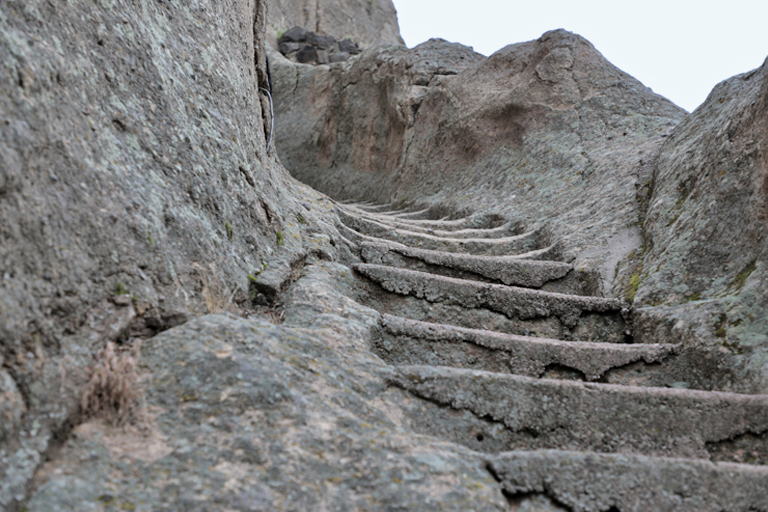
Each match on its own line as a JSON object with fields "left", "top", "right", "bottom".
{"left": 390, "top": 0, "right": 768, "bottom": 112}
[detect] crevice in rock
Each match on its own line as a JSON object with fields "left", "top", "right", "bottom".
{"left": 705, "top": 429, "right": 768, "bottom": 465}
{"left": 504, "top": 491, "right": 576, "bottom": 512}
{"left": 539, "top": 363, "right": 587, "bottom": 382}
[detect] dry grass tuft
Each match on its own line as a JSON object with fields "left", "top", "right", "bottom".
{"left": 193, "top": 262, "right": 238, "bottom": 314}
{"left": 81, "top": 341, "right": 146, "bottom": 427}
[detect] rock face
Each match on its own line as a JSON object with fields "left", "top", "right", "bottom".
{"left": 0, "top": 0, "right": 337, "bottom": 507}
{"left": 633, "top": 57, "right": 768, "bottom": 388}
{"left": 277, "top": 25, "right": 361, "bottom": 65}
{"left": 4, "top": 0, "right": 768, "bottom": 509}
{"left": 267, "top": 0, "right": 403, "bottom": 50}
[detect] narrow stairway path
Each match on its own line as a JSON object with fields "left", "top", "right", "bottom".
{"left": 333, "top": 202, "right": 768, "bottom": 511}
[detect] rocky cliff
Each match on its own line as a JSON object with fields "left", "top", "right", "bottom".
{"left": 266, "top": 0, "right": 403, "bottom": 50}
{"left": 3, "top": 0, "right": 768, "bottom": 510}
{"left": 271, "top": 30, "right": 686, "bottom": 293}
{"left": 0, "top": 0, "right": 339, "bottom": 507}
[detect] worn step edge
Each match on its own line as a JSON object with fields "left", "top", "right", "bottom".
{"left": 355, "top": 264, "right": 624, "bottom": 327}
{"left": 379, "top": 314, "right": 677, "bottom": 381}
{"left": 338, "top": 208, "right": 532, "bottom": 243}
{"left": 387, "top": 365, "right": 768, "bottom": 460}
{"left": 355, "top": 214, "right": 517, "bottom": 239}
{"left": 340, "top": 201, "right": 403, "bottom": 213}
{"left": 338, "top": 213, "right": 541, "bottom": 256}
{"left": 341, "top": 205, "right": 483, "bottom": 230}
{"left": 361, "top": 241, "right": 571, "bottom": 288}
{"left": 386, "top": 207, "right": 433, "bottom": 219}
{"left": 487, "top": 449, "right": 768, "bottom": 512}
{"left": 342, "top": 206, "right": 518, "bottom": 237}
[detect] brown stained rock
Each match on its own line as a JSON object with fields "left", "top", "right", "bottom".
{"left": 488, "top": 450, "right": 768, "bottom": 512}
{"left": 387, "top": 365, "right": 768, "bottom": 459}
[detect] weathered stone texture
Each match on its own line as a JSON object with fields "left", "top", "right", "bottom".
{"left": 633, "top": 57, "right": 768, "bottom": 389}
{"left": 0, "top": 0, "right": 335, "bottom": 507}
{"left": 271, "top": 31, "right": 686, "bottom": 292}
{"left": 267, "top": 0, "right": 403, "bottom": 50}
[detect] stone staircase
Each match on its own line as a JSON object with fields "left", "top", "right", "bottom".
{"left": 334, "top": 201, "right": 768, "bottom": 511}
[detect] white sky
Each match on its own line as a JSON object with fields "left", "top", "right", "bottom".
{"left": 391, "top": 0, "right": 768, "bottom": 112}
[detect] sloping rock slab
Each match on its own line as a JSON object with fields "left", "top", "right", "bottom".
{"left": 26, "top": 314, "right": 510, "bottom": 511}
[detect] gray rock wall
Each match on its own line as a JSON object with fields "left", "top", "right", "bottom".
{"left": 0, "top": 0, "right": 335, "bottom": 506}
{"left": 634, "top": 58, "right": 768, "bottom": 389}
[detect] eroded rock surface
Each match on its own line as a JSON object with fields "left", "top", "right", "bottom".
{"left": 632, "top": 58, "right": 768, "bottom": 389}
{"left": 4, "top": 0, "right": 768, "bottom": 508}
{"left": 271, "top": 31, "right": 686, "bottom": 292}
{"left": 0, "top": 0, "right": 337, "bottom": 507}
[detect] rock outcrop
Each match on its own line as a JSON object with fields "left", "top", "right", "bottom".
{"left": 277, "top": 26, "right": 361, "bottom": 65}
{"left": 633, "top": 57, "right": 768, "bottom": 388}
{"left": 267, "top": 0, "right": 403, "bottom": 50}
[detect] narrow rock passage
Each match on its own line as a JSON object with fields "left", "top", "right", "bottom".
{"left": 333, "top": 201, "right": 768, "bottom": 511}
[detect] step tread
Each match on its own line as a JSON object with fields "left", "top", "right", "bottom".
{"left": 380, "top": 314, "right": 678, "bottom": 381}
{"left": 487, "top": 449, "right": 768, "bottom": 512}
{"left": 355, "top": 264, "right": 624, "bottom": 326}
{"left": 387, "top": 364, "right": 768, "bottom": 459}
{"left": 361, "top": 241, "right": 572, "bottom": 287}
{"left": 341, "top": 205, "right": 491, "bottom": 231}
{"left": 338, "top": 210, "right": 541, "bottom": 255}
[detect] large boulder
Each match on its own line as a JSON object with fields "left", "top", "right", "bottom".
{"left": 633, "top": 58, "right": 768, "bottom": 390}
{"left": 267, "top": 0, "right": 403, "bottom": 50}
{"left": 271, "top": 30, "right": 686, "bottom": 290}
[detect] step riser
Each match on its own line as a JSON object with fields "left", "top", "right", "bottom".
{"left": 361, "top": 243, "right": 572, "bottom": 288}
{"left": 374, "top": 330, "right": 668, "bottom": 381}
{"left": 351, "top": 213, "right": 497, "bottom": 231}
{"left": 355, "top": 265, "right": 629, "bottom": 340}
{"left": 339, "top": 211, "right": 542, "bottom": 255}
{"left": 374, "top": 331, "right": 742, "bottom": 392}
{"left": 375, "top": 315, "right": 679, "bottom": 382}
{"left": 388, "top": 366, "right": 768, "bottom": 463}
{"left": 351, "top": 274, "right": 629, "bottom": 342}
{"left": 488, "top": 451, "right": 768, "bottom": 512}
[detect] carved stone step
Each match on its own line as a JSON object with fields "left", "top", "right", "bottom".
{"left": 360, "top": 241, "right": 574, "bottom": 289}
{"left": 341, "top": 206, "right": 494, "bottom": 231}
{"left": 375, "top": 314, "right": 678, "bottom": 381}
{"left": 354, "top": 264, "right": 625, "bottom": 330}
{"left": 486, "top": 450, "right": 768, "bottom": 512}
{"left": 340, "top": 222, "right": 543, "bottom": 259}
{"left": 375, "top": 315, "right": 741, "bottom": 391}
{"left": 338, "top": 208, "right": 535, "bottom": 246}
{"left": 386, "top": 207, "right": 434, "bottom": 220}
{"left": 342, "top": 204, "right": 518, "bottom": 235}
{"left": 387, "top": 365, "right": 768, "bottom": 462}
